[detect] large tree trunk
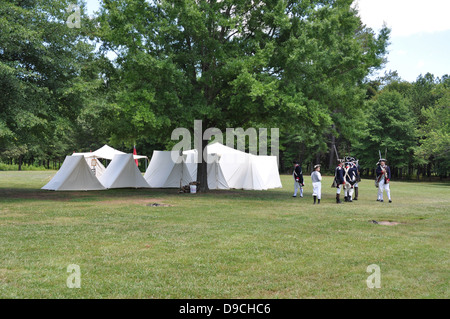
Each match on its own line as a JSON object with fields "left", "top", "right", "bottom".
{"left": 18, "top": 155, "right": 23, "bottom": 171}
{"left": 197, "top": 137, "right": 209, "bottom": 192}
{"left": 328, "top": 125, "right": 336, "bottom": 170}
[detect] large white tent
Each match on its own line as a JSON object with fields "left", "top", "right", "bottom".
{"left": 144, "top": 143, "right": 282, "bottom": 190}
{"left": 99, "top": 154, "right": 150, "bottom": 189}
{"left": 41, "top": 155, "right": 106, "bottom": 191}
{"left": 206, "top": 143, "right": 282, "bottom": 190}
{"left": 144, "top": 150, "right": 197, "bottom": 188}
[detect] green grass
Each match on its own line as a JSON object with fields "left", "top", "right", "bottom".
{"left": 0, "top": 171, "right": 448, "bottom": 298}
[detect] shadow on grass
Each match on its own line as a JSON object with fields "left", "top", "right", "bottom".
{"left": 0, "top": 186, "right": 289, "bottom": 203}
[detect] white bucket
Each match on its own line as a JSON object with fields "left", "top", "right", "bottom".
{"left": 190, "top": 185, "right": 197, "bottom": 194}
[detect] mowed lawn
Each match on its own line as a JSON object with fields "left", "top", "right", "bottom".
{"left": 0, "top": 171, "right": 448, "bottom": 299}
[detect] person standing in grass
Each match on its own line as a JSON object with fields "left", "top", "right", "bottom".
{"left": 353, "top": 158, "right": 361, "bottom": 200}
{"left": 376, "top": 159, "right": 392, "bottom": 203}
{"left": 334, "top": 160, "right": 345, "bottom": 204}
{"left": 311, "top": 164, "right": 322, "bottom": 204}
{"left": 292, "top": 161, "right": 304, "bottom": 197}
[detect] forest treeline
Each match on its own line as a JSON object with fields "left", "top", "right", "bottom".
{"left": 1, "top": 1, "right": 448, "bottom": 182}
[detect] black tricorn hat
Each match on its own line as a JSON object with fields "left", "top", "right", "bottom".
{"left": 293, "top": 160, "right": 299, "bottom": 164}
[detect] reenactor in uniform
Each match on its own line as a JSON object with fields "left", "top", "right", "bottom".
{"left": 311, "top": 164, "right": 322, "bottom": 204}
{"left": 292, "top": 161, "right": 304, "bottom": 198}
{"left": 376, "top": 159, "right": 392, "bottom": 203}
{"left": 353, "top": 158, "right": 361, "bottom": 200}
{"left": 333, "top": 160, "right": 345, "bottom": 204}
{"left": 343, "top": 157, "right": 358, "bottom": 202}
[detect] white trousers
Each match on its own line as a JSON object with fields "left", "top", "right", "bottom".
{"left": 294, "top": 181, "right": 303, "bottom": 197}
{"left": 312, "top": 182, "right": 321, "bottom": 199}
{"left": 377, "top": 179, "right": 391, "bottom": 200}
{"left": 344, "top": 183, "right": 354, "bottom": 198}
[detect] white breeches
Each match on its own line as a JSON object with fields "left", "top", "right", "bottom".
{"left": 377, "top": 179, "right": 391, "bottom": 200}
{"left": 294, "top": 181, "right": 303, "bottom": 196}
{"left": 344, "top": 183, "right": 354, "bottom": 197}
{"left": 312, "top": 182, "right": 321, "bottom": 199}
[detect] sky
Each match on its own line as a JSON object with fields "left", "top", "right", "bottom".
{"left": 85, "top": 0, "right": 450, "bottom": 82}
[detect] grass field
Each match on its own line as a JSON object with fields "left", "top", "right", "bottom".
{"left": 0, "top": 171, "right": 448, "bottom": 298}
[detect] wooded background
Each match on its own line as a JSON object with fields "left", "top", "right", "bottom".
{"left": 1, "top": 0, "right": 448, "bottom": 181}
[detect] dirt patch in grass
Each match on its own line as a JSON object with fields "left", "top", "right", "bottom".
{"left": 370, "top": 220, "right": 403, "bottom": 226}
{"left": 146, "top": 203, "right": 172, "bottom": 207}
{"left": 95, "top": 198, "right": 172, "bottom": 207}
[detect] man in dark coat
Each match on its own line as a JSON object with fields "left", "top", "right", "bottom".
{"left": 334, "top": 161, "right": 345, "bottom": 203}
{"left": 293, "top": 161, "right": 304, "bottom": 197}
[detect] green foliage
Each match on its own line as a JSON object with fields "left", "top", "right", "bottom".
{"left": 96, "top": 0, "right": 390, "bottom": 181}
{"left": 416, "top": 85, "right": 450, "bottom": 176}
{"left": 0, "top": 0, "right": 106, "bottom": 165}
{"left": 353, "top": 90, "right": 417, "bottom": 169}
{"left": 0, "top": 162, "right": 49, "bottom": 171}
{"left": 0, "top": 0, "right": 446, "bottom": 181}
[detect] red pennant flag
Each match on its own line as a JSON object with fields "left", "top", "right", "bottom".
{"left": 133, "top": 145, "right": 139, "bottom": 166}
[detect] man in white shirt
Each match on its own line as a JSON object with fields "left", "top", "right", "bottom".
{"left": 311, "top": 164, "right": 322, "bottom": 204}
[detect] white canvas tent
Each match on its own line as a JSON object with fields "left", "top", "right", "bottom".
{"left": 206, "top": 143, "right": 282, "bottom": 190}
{"left": 144, "top": 143, "right": 282, "bottom": 190}
{"left": 144, "top": 150, "right": 197, "bottom": 187}
{"left": 73, "top": 144, "right": 148, "bottom": 161}
{"left": 99, "top": 154, "right": 150, "bottom": 189}
{"left": 41, "top": 155, "right": 106, "bottom": 191}
{"left": 85, "top": 157, "right": 106, "bottom": 178}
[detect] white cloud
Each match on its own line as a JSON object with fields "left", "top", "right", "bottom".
{"left": 353, "top": 0, "right": 450, "bottom": 37}
{"left": 416, "top": 60, "right": 425, "bottom": 69}
{"left": 395, "top": 49, "right": 408, "bottom": 56}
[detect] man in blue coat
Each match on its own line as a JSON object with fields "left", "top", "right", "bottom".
{"left": 292, "top": 161, "right": 304, "bottom": 198}
{"left": 334, "top": 161, "right": 345, "bottom": 203}
{"left": 343, "top": 157, "right": 358, "bottom": 202}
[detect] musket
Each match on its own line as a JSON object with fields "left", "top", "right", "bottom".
{"left": 376, "top": 150, "right": 386, "bottom": 184}
{"left": 334, "top": 145, "right": 340, "bottom": 162}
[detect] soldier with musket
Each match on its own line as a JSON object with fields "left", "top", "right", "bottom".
{"left": 343, "top": 157, "right": 358, "bottom": 202}
{"left": 376, "top": 158, "right": 392, "bottom": 203}
{"left": 332, "top": 160, "right": 345, "bottom": 204}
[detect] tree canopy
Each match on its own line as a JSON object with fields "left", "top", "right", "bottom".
{"left": 1, "top": 0, "right": 448, "bottom": 182}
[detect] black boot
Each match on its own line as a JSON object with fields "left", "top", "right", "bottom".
{"left": 336, "top": 194, "right": 342, "bottom": 204}
{"left": 354, "top": 187, "right": 358, "bottom": 200}
{"left": 344, "top": 196, "right": 348, "bottom": 202}
{"left": 313, "top": 196, "right": 316, "bottom": 204}
{"left": 318, "top": 199, "right": 320, "bottom": 204}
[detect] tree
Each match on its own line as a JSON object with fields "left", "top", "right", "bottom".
{"left": 0, "top": 0, "right": 104, "bottom": 168}
{"left": 416, "top": 84, "right": 450, "bottom": 178}
{"left": 97, "top": 0, "right": 389, "bottom": 190}
{"left": 353, "top": 90, "right": 417, "bottom": 175}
